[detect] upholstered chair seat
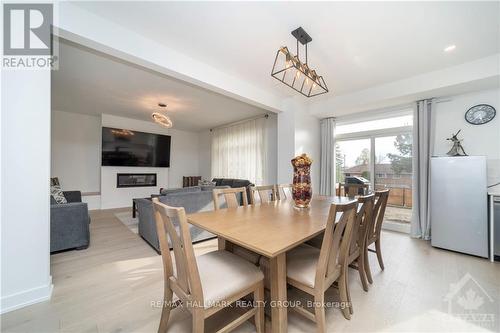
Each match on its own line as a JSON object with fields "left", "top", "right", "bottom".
{"left": 197, "top": 250, "right": 264, "bottom": 307}
{"left": 286, "top": 244, "right": 341, "bottom": 288}
{"left": 153, "top": 198, "right": 264, "bottom": 333}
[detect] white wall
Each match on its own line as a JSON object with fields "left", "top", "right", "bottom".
{"left": 100, "top": 166, "right": 169, "bottom": 209}
{"left": 277, "top": 98, "right": 321, "bottom": 193}
{"left": 50, "top": 112, "right": 201, "bottom": 209}
{"left": 51, "top": 110, "right": 101, "bottom": 192}
{"left": 1, "top": 70, "right": 52, "bottom": 313}
{"left": 198, "top": 131, "right": 212, "bottom": 181}
{"left": 277, "top": 105, "right": 296, "bottom": 184}
{"left": 433, "top": 88, "right": 500, "bottom": 185}
{"left": 100, "top": 114, "right": 200, "bottom": 209}
{"left": 294, "top": 109, "right": 321, "bottom": 193}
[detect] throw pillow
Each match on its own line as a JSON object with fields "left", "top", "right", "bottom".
{"left": 50, "top": 184, "right": 67, "bottom": 204}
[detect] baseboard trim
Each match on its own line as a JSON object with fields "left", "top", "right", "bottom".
{"left": 382, "top": 221, "right": 411, "bottom": 233}
{"left": 1, "top": 277, "right": 53, "bottom": 314}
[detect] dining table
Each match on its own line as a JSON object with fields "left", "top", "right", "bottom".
{"left": 187, "top": 195, "right": 357, "bottom": 333}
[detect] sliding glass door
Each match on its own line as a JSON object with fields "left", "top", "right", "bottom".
{"left": 335, "top": 112, "right": 413, "bottom": 231}
{"left": 336, "top": 139, "right": 371, "bottom": 184}
{"left": 374, "top": 134, "right": 412, "bottom": 224}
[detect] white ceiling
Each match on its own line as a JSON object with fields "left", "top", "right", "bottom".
{"left": 52, "top": 40, "right": 267, "bottom": 132}
{"left": 74, "top": 1, "right": 499, "bottom": 97}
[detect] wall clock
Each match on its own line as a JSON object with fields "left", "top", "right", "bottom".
{"left": 465, "top": 104, "right": 496, "bottom": 125}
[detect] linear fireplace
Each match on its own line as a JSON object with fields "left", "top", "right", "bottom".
{"left": 117, "top": 173, "right": 157, "bottom": 188}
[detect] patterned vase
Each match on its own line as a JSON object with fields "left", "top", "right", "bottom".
{"left": 291, "top": 154, "right": 313, "bottom": 208}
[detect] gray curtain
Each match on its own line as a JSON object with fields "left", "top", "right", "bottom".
{"left": 411, "top": 99, "right": 434, "bottom": 240}
{"left": 320, "top": 118, "right": 336, "bottom": 196}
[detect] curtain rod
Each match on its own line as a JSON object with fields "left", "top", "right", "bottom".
{"left": 210, "top": 114, "right": 269, "bottom": 132}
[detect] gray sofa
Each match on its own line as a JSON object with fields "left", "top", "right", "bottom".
{"left": 136, "top": 186, "right": 230, "bottom": 253}
{"left": 50, "top": 191, "right": 90, "bottom": 253}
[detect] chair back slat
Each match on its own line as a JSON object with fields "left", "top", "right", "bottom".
{"left": 350, "top": 194, "right": 375, "bottom": 255}
{"left": 315, "top": 201, "right": 357, "bottom": 287}
{"left": 277, "top": 184, "right": 293, "bottom": 200}
{"left": 369, "top": 190, "right": 389, "bottom": 241}
{"left": 153, "top": 198, "right": 203, "bottom": 303}
{"left": 213, "top": 187, "right": 248, "bottom": 210}
{"left": 250, "top": 185, "right": 277, "bottom": 204}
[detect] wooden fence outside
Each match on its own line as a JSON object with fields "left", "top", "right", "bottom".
{"left": 375, "top": 185, "right": 412, "bottom": 208}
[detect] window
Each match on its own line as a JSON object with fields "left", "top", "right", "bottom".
{"left": 211, "top": 118, "right": 267, "bottom": 185}
{"left": 336, "top": 114, "right": 412, "bottom": 135}
{"left": 335, "top": 112, "right": 413, "bottom": 228}
{"left": 336, "top": 139, "right": 371, "bottom": 183}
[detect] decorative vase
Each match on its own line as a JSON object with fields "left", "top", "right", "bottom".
{"left": 291, "top": 154, "right": 313, "bottom": 208}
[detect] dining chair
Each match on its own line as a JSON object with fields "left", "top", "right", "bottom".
{"left": 346, "top": 194, "right": 375, "bottom": 301}
{"left": 307, "top": 195, "right": 375, "bottom": 304}
{"left": 213, "top": 187, "right": 249, "bottom": 209}
{"left": 212, "top": 187, "right": 260, "bottom": 264}
{"left": 364, "top": 189, "right": 389, "bottom": 284}
{"left": 152, "top": 198, "right": 265, "bottom": 333}
{"left": 277, "top": 183, "right": 293, "bottom": 200}
{"left": 285, "top": 200, "right": 357, "bottom": 330}
{"left": 250, "top": 185, "right": 278, "bottom": 204}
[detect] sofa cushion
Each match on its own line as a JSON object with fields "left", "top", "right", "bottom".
{"left": 220, "top": 179, "right": 234, "bottom": 187}
{"left": 212, "top": 178, "right": 224, "bottom": 186}
{"left": 232, "top": 179, "right": 252, "bottom": 188}
{"left": 159, "top": 191, "right": 214, "bottom": 214}
{"left": 63, "top": 191, "right": 82, "bottom": 203}
{"left": 200, "top": 185, "right": 230, "bottom": 191}
{"left": 160, "top": 186, "right": 201, "bottom": 195}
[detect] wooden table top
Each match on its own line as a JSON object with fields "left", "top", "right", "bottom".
{"left": 187, "top": 196, "right": 356, "bottom": 258}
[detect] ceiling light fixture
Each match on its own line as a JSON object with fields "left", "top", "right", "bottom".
{"left": 271, "top": 27, "right": 328, "bottom": 98}
{"left": 152, "top": 103, "right": 173, "bottom": 128}
{"left": 444, "top": 44, "right": 456, "bottom": 52}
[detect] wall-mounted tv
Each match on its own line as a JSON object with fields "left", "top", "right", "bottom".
{"left": 101, "top": 127, "right": 171, "bottom": 167}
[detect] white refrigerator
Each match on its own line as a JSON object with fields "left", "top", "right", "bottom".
{"left": 430, "top": 156, "right": 488, "bottom": 258}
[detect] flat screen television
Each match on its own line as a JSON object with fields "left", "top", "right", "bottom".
{"left": 101, "top": 127, "right": 171, "bottom": 167}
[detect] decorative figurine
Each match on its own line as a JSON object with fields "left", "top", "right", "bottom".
{"left": 446, "top": 130, "right": 468, "bottom": 156}
{"left": 291, "top": 154, "right": 313, "bottom": 208}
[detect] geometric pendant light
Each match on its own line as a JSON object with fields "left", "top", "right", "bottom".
{"left": 271, "top": 27, "right": 328, "bottom": 97}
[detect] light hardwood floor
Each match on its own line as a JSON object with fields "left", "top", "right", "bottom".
{"left": 2, "top": 208, "right": 499, "bottom": 332}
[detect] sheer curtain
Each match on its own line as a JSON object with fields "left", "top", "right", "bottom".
{"left": 320, "top": 118, "right": 336, "bottom": 195}
{"left": 411, "top": 99, "right": 434, "bottom": 240}
{"left": 211, "top": 117, "right": 267, "bottom": 185}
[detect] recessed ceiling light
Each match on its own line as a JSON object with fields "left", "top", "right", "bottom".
{"left": 444, "top": 45, "right": 456, "bottom": 52}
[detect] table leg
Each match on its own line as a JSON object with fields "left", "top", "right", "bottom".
{"left": 217, "top": 237, "right": 234, "bottom": 251}
{"left": 218, "top": 237, "right": 226, "bottom": 250}
{"left": 132, "top": 200, "right": 136, "bottom": 218}
{"left": 270, "top": 253, "right": 287, "bottom": 333}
